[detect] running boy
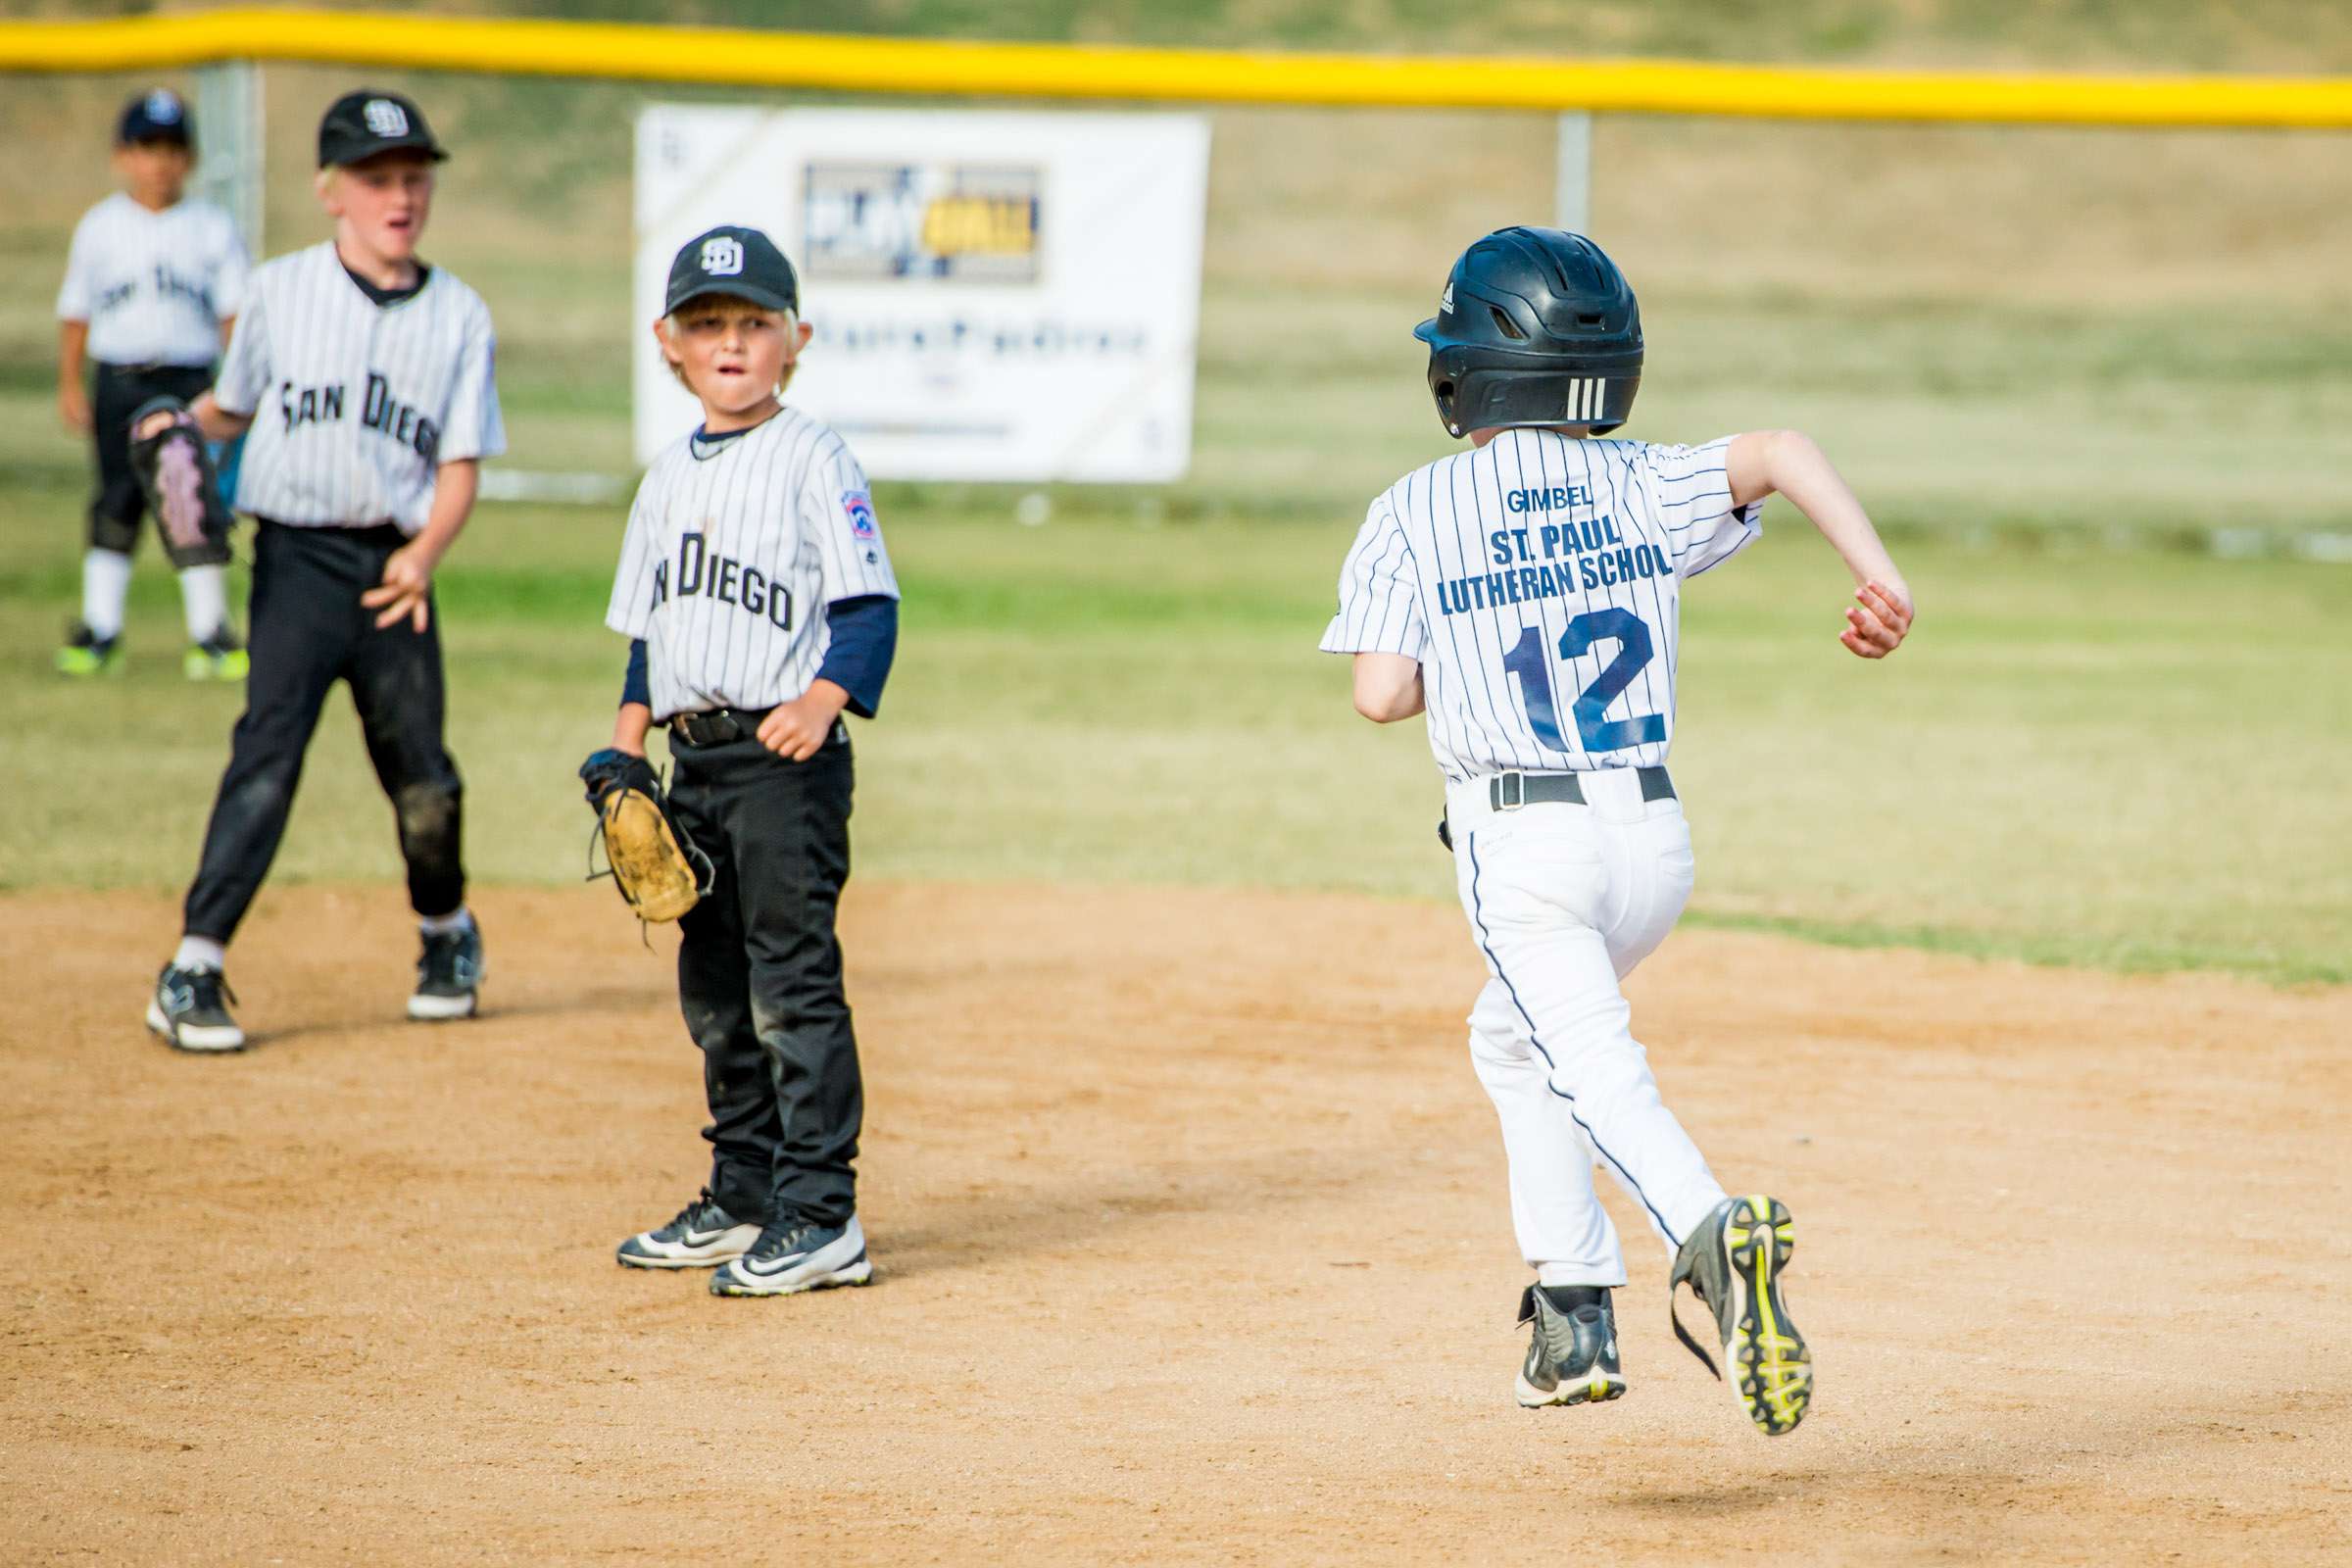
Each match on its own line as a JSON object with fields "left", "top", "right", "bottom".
{"left": 1321, "top": 227, "right": 1913, "bottom": 1436}
{"left": 142, "top": 89, "right": 503, "bottom": 1053}
{"left": 585, "top": 225, "right": 899, "bottom": 1298}
{"left": 55, "top": 87, "right": 250, "bottom": 679}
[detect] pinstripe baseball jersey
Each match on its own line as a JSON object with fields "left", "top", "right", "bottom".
{"left": 606, "top": 407, "right": 900, "bottom": 721}
{"left": 56, "top": 193, "right": 248, "bottom": 368}
{"left": 210, "top": 242, "right": 504, "bottom": 533}
{"left": 1319, "top": 428, "right": 1763, "bottom": 782}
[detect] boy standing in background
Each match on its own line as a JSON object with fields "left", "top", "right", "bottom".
{"left": 55, "top": 87, "right": 250, "bottom": 679}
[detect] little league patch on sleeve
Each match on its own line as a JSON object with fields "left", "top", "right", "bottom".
{"left": 842, "top": 489, "right": 878, "bottom": 540}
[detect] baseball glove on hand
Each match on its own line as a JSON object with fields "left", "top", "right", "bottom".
{"left": 127, "top": 396, "right": 234, "bottom": 568}
{"left": 580, "top": 749, "right": 710, "bottom": 924}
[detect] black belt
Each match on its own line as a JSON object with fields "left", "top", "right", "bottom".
{"left": 1489, "top": 766, "right": 1675, "bottom": 810}
{"left": 667, "top": 707, "right": 775, "bottom": 746}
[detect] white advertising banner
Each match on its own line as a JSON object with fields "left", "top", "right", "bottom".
{"left": 634, "top": 105, "right": 1210, "bottom": 481}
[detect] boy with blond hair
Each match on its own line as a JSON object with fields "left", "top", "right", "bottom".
{"left": 142, "top": 88, "right": 502, "bottom": 1052}
{"left": 585, "top": 225, "right": 900, "bottom": 1298}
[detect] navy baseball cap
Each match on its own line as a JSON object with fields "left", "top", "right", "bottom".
{"left": 118, "top": 88, "right": 192, "bottom": 147}
{"left": 666, "top": 226, "right": 800, "bottom": 316}
{"left": 317, "top": 89, "right": 447, "bottom": 168}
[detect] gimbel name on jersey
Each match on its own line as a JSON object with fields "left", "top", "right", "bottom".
{"left": 1320, "top": 428, "right": 1764, "bottom": 781}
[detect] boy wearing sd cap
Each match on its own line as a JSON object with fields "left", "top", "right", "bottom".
{"left": 55, "top": 87, "right": 250, "bottom": 679}
{"left": 143, "top": 89, "right": 504, "bottom": 1053}
{"left": 586, "top": 226, "right": 899, "bottom": 1298}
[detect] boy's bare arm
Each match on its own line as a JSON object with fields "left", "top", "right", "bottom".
{"left": 612, "top": 702, "right": 654, "bottom": 757}
{"left": 58, "top": 320, "right": 91, "bottom": 431}
{"left": 1726, "top": 429, "right": 1914, "bottom": 660}
{"left": 362, "top": 459, "right": 478, "bottom": 632}
{"left": 1351, "top": 652, "right": 1426, "bottom": 721}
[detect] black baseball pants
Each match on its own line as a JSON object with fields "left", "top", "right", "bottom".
{"left": 666, "top": 729, "right": 862, "bottom": 1230}
{"left": 89, "top": 361, "right": 228, "bottom": 564}
{"left": 181, "top": 521, "right": 466, "bottom": 943}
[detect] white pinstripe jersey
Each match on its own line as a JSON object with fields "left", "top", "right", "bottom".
{"left": 211, "top": 242, "right": 504, "bottom": 534}
{"left": 606, "top": 407, "right": 900, "bottom": 721}
{"left": 1320, "top": 429, "right": 1763, "bottom": 782}
{"left": 55, "top": 193, "right": 248, "bottom": 367}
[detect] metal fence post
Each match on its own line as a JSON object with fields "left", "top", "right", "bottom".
{"left": 196, "top": 59, "right": 265, "bottom": 255}
{"left": 1554, "top": 110, "right": 1591, "bottom": 235}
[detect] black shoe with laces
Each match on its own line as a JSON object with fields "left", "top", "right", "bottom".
{"left": 616, "top": 1191, "right": 763, "bottom": 1269}
{"left": 409, "top": 921, "right": 484, "bottom": 1021}
{"left": 146, "top": 963, "right": 246, "bottom": 1054}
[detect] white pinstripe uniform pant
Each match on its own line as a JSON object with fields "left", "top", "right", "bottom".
{"left": 1448, "top": 767, "right": 1729, "bottom": 1287}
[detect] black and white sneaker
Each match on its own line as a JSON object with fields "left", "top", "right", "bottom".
{"left": 616, "top": 1191, "right": 762, "bottom": 1269}
{"left": 409, "top": 922, "right": 484, "bottom": 1021}
{"left": 710, "top": 1215, "right": 871, "bottom": 1297}
{"left": 146, "top": 963, "right": 246, "bottom": 1054}
{"left": 1515, "top": 1284, "right": 1628, "bottom": 1408}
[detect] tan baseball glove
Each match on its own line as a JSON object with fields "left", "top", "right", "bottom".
{"left": 580, "top": 750, "right": 710, "bottom": 924}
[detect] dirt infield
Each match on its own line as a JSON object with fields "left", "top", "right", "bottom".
{"left": 3, "top": 882, "right": 2346, "bottom": 1564}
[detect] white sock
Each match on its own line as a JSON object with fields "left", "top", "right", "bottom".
{"left": 418, "top": 906, "right": 475, "bottom": 938}
{"left": 82, "top": 549, "right": 133, "bottom": 639}
{"left": 1537, "top": 1263, "right": 1626, "bottom": 1289}
{"left": 173, "top": 935, "right": 227, "bottom": 972}
{"left": 178, "top": 563, "right": 229, "bottom": 642}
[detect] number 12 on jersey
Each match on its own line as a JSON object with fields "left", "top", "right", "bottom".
{"left": 1502, "top": 609, "right": 1666, "bottom": 755}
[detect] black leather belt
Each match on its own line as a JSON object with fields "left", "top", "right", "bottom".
{"left": 668, "top": 707, "right": 774, "bottom": 746}
{"left": 1490, "top": 766, "right": 1675, "bottom": 810}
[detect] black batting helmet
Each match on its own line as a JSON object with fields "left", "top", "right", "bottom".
{"left": 1414, "top": 227, "right": 1642, "bottom": 438}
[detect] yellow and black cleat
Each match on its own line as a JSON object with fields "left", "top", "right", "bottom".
{"left": 1515, "top": 1283, "right": 1628, "bottom": 1409}
{"left": 56, "top": 622, "right": 123, "bottom": 677}
{"left": 1669, "top": 1195, "right": 1812, "bottom": 1436}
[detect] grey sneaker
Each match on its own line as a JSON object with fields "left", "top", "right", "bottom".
{"left": 1515, "top": 1284, "right": 1627, "bottom": 1408}
{"left": 1669, "top": 1195, "right": 1812, "bottom": 1436}
{"left": 617, "top": 1191, "right": 762, "bottom": 1269}
{"left": 409, "top": 923, "right": 484, "bottom": 1021}
{"left": 710, "top": 1215, "right": 871, "bottom": 1298}
{"left": 146, "top": 963, "right": 246, "bottom": 1054}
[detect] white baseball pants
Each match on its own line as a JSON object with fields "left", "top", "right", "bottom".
{"left": 1448, "top": 768, "right": 1729, "bottom": 1287}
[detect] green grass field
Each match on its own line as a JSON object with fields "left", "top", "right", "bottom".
{"left": 4, "top": 2, "right": 2348, "bottom": 986}
{"left": 6, "top": 479, "right": 2347, "bottom": 984}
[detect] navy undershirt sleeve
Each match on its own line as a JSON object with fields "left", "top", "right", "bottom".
{"left": 815, "top": 595, "right": 899, "bottom": 719}
{"left": 619, "top": 638, "right": 650, "bottom": 710}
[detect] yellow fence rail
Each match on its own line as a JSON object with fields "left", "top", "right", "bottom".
{"left": 2, "top": 8, "right": 2348, "bottom": 128}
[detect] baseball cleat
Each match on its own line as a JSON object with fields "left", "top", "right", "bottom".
{"left": 183, "top": 626, "right": 249, "bottom": 682}
{"left": 617, "top": 1191, "right": 763, "bottom": 1269}
{"left": 710, "top": 1215, "right": 871, "bottom": 1298}
{"left": 1515, "top": 1284, "right": 1627, "bottom": 1408}
{"left": 146, "top": 963, "right": 247, "bottom": 1054}
{"left": 56, "top": 620, "right": 123, "bottom": 677}
{"left": 1669, "top": 1195, "right": 1811, "bottom": 1436}
{"left": 409, "top": 922, "right": 484, "bottom": 1021}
